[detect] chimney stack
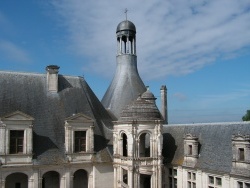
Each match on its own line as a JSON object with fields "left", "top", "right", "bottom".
{"left": 160, "top": 85, "right": 168, "bottom": 124}
{"left": 46, "top": 65, "right": 60, "bottom": 93}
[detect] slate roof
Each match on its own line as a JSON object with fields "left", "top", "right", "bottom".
{"left": 118, "top": 89, "right": 163, "bottom": 122}
{"left": 163, "top": 122, "right": 250, "bottom": 176}
{"left": 101, "top": 55, "right": 146, "bottom": 119}
{"left": 0, "top": 70, "right": 113, "bottom": 164}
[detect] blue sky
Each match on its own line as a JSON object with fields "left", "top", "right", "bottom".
{"left": 0, "top": 0, "right": 250, "bottom": 123}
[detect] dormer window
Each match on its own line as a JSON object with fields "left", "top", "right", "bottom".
{"left": 64, "top": 113, "right": 95, "bottom": 162}
{"left": 239, "top": 148, "right": 245, "bottom": 161}
{"left": 74, "top": 131, "right": 86, "bottom": 152}
{"left": 183, "top": 134, "right": 199, "bottom": 167}
{"left": 10, "top": 130, "right": 24, "bottom": 154}
{"left": 231, "top": 133, "right": 250, "bottom": 176}
{"left": 232, "top": 134, "right": 250, "bottom": 163}
{"left": 0, "top": 111, "right": 33, "bottom": 165}
{"left": 188, "top": 145, "right": 193, "bottom": 155}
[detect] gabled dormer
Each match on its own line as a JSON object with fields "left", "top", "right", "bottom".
{"left": 64, "top": 113, "right": 95, "bottom": 162}
{"left": 231, "top": 133, "right": 250, "bottom": 176}
{"left": 232, "top": 133, "right": 250, "bottom": 163}
{"left": 0, "top": 111, "right": 33, "bottom": 165}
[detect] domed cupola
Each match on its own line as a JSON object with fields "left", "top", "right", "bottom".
{"left": 118, "top": 87, "right": 163, "bottom": 122}
{"left": 116, "top": 20, "right": 136, "bottom": 33}
{"left": 116, "top": 20, "right": 136, "bottom": 55}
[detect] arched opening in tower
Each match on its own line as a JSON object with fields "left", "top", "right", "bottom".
{"left": 139, "top": 133, "right": 151, "bottom": 157}
{"left": 122, "top": 133, "right": 128, "bottom": 157}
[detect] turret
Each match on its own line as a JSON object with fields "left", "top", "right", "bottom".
{"left": 102, "top": 20, "right": 146, "bottom": 119}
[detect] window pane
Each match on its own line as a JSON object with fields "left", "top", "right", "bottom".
{"left": 216, "top": 177, "right": 222, "bottom": 186}
{"left": 188, "top": 172, "right": 191, "bottom": 180}
{"left": 187, "top": 182, "right": 191, "bottom": 188}
{"left": 74, "top": 131, "right": 86, "bottom": 152}
{"left": 193, "top": 183, "right": 196, "bottom": 188}
{"left": 174, "top": 178, "right": 177, "bottom": 188}
{"left": 10, "top": 130, "right": 24, "bottom": 154}
{"left": 169, "top": 177, "right": 172, "bottom": 188}
{"left": 209, "top": 176, "right": 214, "bottom": 184}
{"left": 188, "top": 145, "right": 192, "bottom": 155}
{"left": 245, "top": 183, "right": 250, "bottom": 188}
{"left": 174, "top": 169, "right": 177, "bottom": 176}
{"left": 239, "top": 148, "right": 245, "bottom": 161}
{"left": 169, "top": 168, "right": 172, "bottom": 176}
{"left": 193, "top": 173, "right": 196, "bottom": 180}
{"left": 238, "top": 182, "right": 243, "bottom": 188}
{"left": 122, "top": 169, "right": 128, "bottom": 184}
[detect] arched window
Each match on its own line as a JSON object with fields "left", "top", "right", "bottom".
{"left": 6, "top": 173, "right": 28, "bottom": 188}
{"left": 73, "top": 169, "right": 88, "bottom": 188}
{"left": 139, "top": 133, "right": 151, "bottom": 157}
{"left": 42, "top": 171, "right": 60, "bottom": 188}
{"left": 122, "top": 133, "right": 128, "bottom": 157}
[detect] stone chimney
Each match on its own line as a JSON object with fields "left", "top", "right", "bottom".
{"left": 46, "top": 65, "right": 60, "bottom": 93}
{"left": 160, "top": 85, "right": 168, "bottom": 124}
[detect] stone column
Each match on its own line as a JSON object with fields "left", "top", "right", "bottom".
{"left": 127, "top": 134, "right": 133, "bottom": 157}
{"left": 127, "top": 36, "right": 129, "bottom": 53}
{"left": 1, "top": 180, "right": 5, "bottom": 188}
{"left": 158, "top": 165, "right": 162, "bottom": 188}
{"left": 27, "top": 125, "right": 33, "bottom": 154}
{"left": 128, "top": 167, "right": 134, "bottom": 188}
{"left": 223, "top": 175, "right": 230, "bottom": 188}
{"left": 196, "top": 170, "right": 202, "bottom": 188}
{"left": 69, "top": 175, "right": 74, "bottom": 188}
{"left": 60, "top": 174, "right": 66, "bottom": 188}
{"left": 0, "top": 122, "right": 5, "bottom": 154}
{"left": 90, "top": 125, "right": 94, "bottom": 152}
{"left": 89, "top": 173, "right": 93, "bottom": 188}
{"left": 137, "top": 139, "right": 140, "bottom": 158}
{"left": 114, "top": 165, "right": 118, "bottom": 188}
{"left": 177, "top": 167, "right": 183, "bottom": 188}
{"left": 65, "top": 124, "right": 72, "bottom": 154}
{"left": 64, "top": 171, "right": 71, "bottom": 188}
{"left": 28, "top": 177, "right": 34, "bottom": 188}
{"left": 120, "top": 38, "right": 122, "bottom": 54}
{"left": 38, "top": 178, "right": 43, "bottom": 188}
{"left": 32, "top": 171, "right": 39, "bottom": 188}
{"left": 6, "top": 130, "right": 9, "bottom": 154}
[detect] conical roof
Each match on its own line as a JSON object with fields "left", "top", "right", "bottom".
{"left": 118, "top": 89, "right": 163, "bottom": 122}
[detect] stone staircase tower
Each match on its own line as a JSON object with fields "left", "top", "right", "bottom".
{"left": 113, "top": 88, "right": 164, "bottom": 188}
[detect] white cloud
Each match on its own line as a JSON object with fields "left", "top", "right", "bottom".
{"left": 0, "top": 40, "right": 32, "bottom": 63}
{"left": 194, "top": 87, "right": 250, "bottom": 109}
{"left": 51, "top": 0, "right": 250, "bottom": 80}
{"left": 173, "top": 92, "right": 188, "bottom": 101}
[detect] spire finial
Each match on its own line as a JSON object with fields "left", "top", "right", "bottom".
{"left": 124, "top": 8, "right": 128, "bottom": 20}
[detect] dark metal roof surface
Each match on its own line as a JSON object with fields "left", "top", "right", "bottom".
{"left": 102, "top": 55, "right": 146, "bottom": 119}
{"left": 0, "top": 71, "right": 113, "bottom": 164}
{"left": 116, "top": 20, "right": 136, "bottom": 33}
